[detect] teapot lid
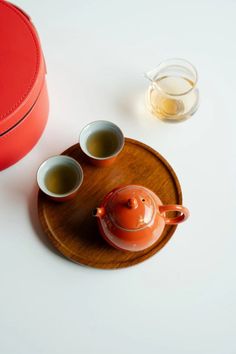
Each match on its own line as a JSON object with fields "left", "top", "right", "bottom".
{"left": 106, "top": 185, "right": 157, "bottom": 230}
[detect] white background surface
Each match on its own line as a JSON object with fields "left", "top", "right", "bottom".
{"left": 1, "top": 1, "right": 236, "bottom": 353}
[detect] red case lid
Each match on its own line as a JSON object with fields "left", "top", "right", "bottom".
{"left": 0, "top": 0, "right": 45, "bottom": 134}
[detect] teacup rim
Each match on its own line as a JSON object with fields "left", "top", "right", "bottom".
{"left": 37, "top": 155, "right": 84, "bottom": 198}
{"left": 79, "top": 120, "right": 124, "bottom": 161}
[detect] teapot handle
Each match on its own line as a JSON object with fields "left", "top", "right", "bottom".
{"left": 159, "top": 205, "right": 189, "bottom": 225}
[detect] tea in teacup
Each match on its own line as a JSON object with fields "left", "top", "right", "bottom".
{"left": 45, "top": 164, "right": 78, "bottom": 194}
{"left": 79, "top": 120, "right": 124, "bottom": 166}
{"left": 37, "top": 155, "right": 83, "bottom": 201}
{"left": 86, "top": 129, "right": 119, "bottom": 158}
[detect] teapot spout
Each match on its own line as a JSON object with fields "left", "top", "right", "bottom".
{"left": 92, "top": 207, "right": 106, "bottom": 218}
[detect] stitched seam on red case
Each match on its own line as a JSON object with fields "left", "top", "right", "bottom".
{"left": 0, "top": 1, "right": 40, "bottom": 120}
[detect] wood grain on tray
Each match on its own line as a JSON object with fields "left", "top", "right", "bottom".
{"left": 38, "top": 138, "right": 182, "bottom": 269}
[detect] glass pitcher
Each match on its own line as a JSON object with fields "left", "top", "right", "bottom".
{"left": 145, "top": 58, "right": 199, "bottom": 122}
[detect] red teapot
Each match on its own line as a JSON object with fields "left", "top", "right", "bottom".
{"left": 93, "top": 185, "right": 189, "bottom": 252}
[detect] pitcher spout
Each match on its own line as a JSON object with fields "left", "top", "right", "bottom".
{"left": 144, "top": 68, "right": 158, "bottom": 83}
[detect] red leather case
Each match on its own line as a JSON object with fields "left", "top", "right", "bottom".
{"left": 0, "top": 0, "right": 49, "bottom": 170}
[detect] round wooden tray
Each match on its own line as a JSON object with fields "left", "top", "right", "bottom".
{"left": 38, "top": 138, "right": 182, "bottom": 269}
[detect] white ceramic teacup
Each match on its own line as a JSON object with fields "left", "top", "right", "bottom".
{"left": 79, "top": 120, "right": 124, "bottom": 167}
{"left": 37, "top": 155, "right": 83, "bottom": 201}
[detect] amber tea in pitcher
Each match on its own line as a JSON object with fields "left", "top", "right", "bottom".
{"left": 146, "top": 59, "right": 199, "bottom": 122}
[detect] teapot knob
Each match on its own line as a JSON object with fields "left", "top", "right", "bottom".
{"left": 127, "top": 198, "right": 138, "bottom": 209}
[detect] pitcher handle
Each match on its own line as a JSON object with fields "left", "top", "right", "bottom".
{"left": 159, "top": 205, "right": 189, "bottom": 225}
